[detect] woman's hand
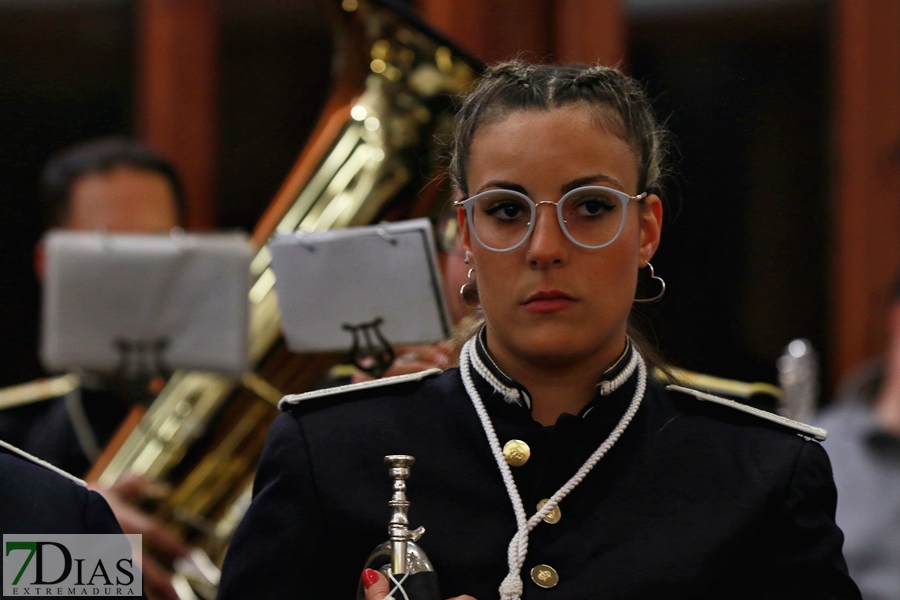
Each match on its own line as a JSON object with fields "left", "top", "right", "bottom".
{"left": 362, "top": 569, "right": 477, "bottom": 600}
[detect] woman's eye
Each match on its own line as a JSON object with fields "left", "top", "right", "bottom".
{"left": 575, "top": 197, "right": 616, "bottom": 217}
{"left": 486, "top": 201, "right": 526, "bottom": 220}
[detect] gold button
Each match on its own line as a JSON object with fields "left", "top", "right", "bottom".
{"left": 530, "top": 564, "right": 559, "bottom": 588}
{"left": 536, "top": 499, "right": 561, "bottom": 524}
{"left": 502, "top": 439, "right": 530, "bottom": 466}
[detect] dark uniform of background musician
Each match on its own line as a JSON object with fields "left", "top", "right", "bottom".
{"left": 0, "top": 444, "right": 124, "bottom": 536}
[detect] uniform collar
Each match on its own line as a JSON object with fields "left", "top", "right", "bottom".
{"left": 468, "top": 326, "right": 637, "bottom": 420}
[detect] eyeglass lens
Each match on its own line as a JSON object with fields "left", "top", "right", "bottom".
{"left": 469, "top": 188, "right": 625, "bottom": 250}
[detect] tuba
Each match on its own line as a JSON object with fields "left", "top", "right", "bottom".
{"left": 90, "top": 1, "right": 479, "bottom": 597}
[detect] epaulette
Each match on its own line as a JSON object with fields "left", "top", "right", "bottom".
{"left": 278, "top": 368, "right": 442, "bottom": 411}
{"left": 0, "top": 439, "right": 87, "bottom": 487}
{"left": 0, "top": 374, "right": 80, "bottom": 411}
{"left": 666, "top": 384, "right": 827, "bottom": 441}
{"left": 656, "top": 367, "right": 781, "bottom": 401}
{"left": 326, "top": 364, "right": 359, "bottom": 380}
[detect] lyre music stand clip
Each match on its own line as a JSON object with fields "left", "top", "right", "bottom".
{"left": 343, "top": 318, "right": 396, "bottom": 378}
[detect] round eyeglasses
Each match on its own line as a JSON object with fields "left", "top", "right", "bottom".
{"left": 454, "top": 186, "right": 647, "bottom": 252}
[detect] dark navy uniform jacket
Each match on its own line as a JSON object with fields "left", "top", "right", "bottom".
{"left": 218, "top": 338, "right": 860, "bottom": 600}
{"left": 0, "top": 444, "right": 123, "bottom": 535}
{"left": 0, "top": 444, "right": 145, "bottom": 598}
{"left": 0, "top": 384, "right": 128, "bottom": 477}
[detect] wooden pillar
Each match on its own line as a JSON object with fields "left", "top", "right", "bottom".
{"left": 553, "top": 0, "right": 626, "bottom": 67}
{"left": 832, "top": 0, "right": 900, "bottom": 382}
{"left": 417, "top": 0, "right": 625, "bottom": 66}
{"left": 418, "top": 0, "right": 551, "bottom": 62}
{"left": 136, "top": 0, "right": 219, "bottom": 229}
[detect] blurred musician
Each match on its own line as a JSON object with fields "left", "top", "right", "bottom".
{"left": 0, "top": 440, "right": 124, "bottom": 535}
{"left": 0, "top": 137, "right": 189, "bottom": 599}
{"left": 817, "top": 276, "right": 900, "bottom": 600}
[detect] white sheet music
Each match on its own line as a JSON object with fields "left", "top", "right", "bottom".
{"left": 40, "top": 231, "right": 251, "bottom": 375}
{"left": 269, "top": 218, "right": 451, "bottom": 353}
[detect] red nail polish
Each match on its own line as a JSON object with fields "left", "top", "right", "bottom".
{"left": 362, "top": 568, "right": 380, "bottom": 589}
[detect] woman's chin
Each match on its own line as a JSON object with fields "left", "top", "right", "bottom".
{"left": 503, "top": 335, "right": 616, "bottom": 369}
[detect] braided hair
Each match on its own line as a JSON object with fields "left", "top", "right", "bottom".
{"left": 449, "top": 61, "right": 667, "bottom": 200}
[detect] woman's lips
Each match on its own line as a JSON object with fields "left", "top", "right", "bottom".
{"left": 522, "top": 290, "right": 577, "bottom": 313}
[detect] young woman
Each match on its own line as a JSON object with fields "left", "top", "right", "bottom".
{"left": 217, "top": 62, "right": 860, "bottom": 600}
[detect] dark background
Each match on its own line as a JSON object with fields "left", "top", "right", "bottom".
{"left": 0, "top": 0, "right": 830, "bottom": 390}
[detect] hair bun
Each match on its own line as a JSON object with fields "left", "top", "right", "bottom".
{"left": 573, "top": 65, "right": 610, "bottom": 86}
{"left": 487, "top": 61, "right": 533, "bottom": 87}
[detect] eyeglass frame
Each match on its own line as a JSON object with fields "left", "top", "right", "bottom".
{"left": 454, "top": 185, "right": 648, "bottom": 252}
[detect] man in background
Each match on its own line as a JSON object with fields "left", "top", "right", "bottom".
{"left": 3, "top": 137, "right": 181, "bottom": 475}
{"left": 0, "top": 137, "right": 189, "bottom": 599}
{"left": 817, "top": 277, "right": 900, "bottom": 600}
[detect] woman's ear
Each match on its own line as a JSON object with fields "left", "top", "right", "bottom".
{"left": 639, "top": 194, "right": 663, "bottom": 264}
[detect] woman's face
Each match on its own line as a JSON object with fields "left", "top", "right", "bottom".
{"left": 460, "top": 105, "right": 662, "bottom": 370}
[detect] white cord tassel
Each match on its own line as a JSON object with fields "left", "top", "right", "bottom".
{"left": 598, "top": 348, "right": 639, "bottom": 396}
{"left": 459, "top": 338, "right": 647, "bottom": 600}
{"left": 469, "top": 343, "right": 526, "bottom": 406}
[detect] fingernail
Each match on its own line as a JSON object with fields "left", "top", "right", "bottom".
{"left": 362, "top": 568, "right": 380, "bottom": 589}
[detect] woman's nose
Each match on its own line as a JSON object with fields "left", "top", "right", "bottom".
{"left": 527, "top": 203, "right": 568, "bottom": 266}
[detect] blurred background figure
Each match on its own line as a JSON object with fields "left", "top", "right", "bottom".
{"left": 0, "top": 137, "right": 189, "bottom": 600}
{"left": 3, "top": 136, "right": 182, "bottom": 476}
{"left": 39, "top": 136, "right": 181, "bottom": 235}
{"left": 817, "top": 277, "right": 900, "bottom": 600}
{"left": 1, "top": 442, "right": 125, "bottom": 536}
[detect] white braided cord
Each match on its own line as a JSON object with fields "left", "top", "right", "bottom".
{"left": 469, "top": 345, "right": 525, "bottom": 407}
{"left": 458, "top": 340, "right": 529, "bottom": 528}
{"left": 459, "top": 337, "right": 647, "bottom": 600}
{"left": 597, "top": 347, "right": 639, "bottom": 396}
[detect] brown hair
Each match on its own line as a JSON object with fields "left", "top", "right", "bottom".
{"left": 450, "top": 61, "right": 667, "bottom": 198}
{"left": 450, "top": 61, "right": 672, "bottom": 373}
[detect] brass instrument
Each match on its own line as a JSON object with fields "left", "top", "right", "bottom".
{"left": 357, "top": 455, "right": 439, "bottom": 600}
{"left": 90, "top": 1, "right": 478, "bottom": 597}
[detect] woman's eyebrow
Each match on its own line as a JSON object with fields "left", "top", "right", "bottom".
{"left": 474, "top": 180, "right": 527, "bottom": 195}
{"left": 563, "top": 174, "right": 625, "bottom": 193}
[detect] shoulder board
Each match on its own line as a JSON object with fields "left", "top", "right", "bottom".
{"left": 0, "top": 374, "right": 80, "bottom": 411}
{"left": 0, "top": 439, "right": 87, "bottom": 487}
{"left": 327, "top": 364, "right": 360, "bottom": 379}
{"left": 657, "top": 367, "right": 781, "bottom": 400}
{"left": 666, "top": 384, "right": 827, "bottom": 441}
{"left": 278, "top": 368, "right": 443, "bottom": 411}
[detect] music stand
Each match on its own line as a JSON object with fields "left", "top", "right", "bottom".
{"left": 268, "top": 218, "right": 451, "bottom": 376}
{"left": 40, "top": 231, "right": 252, "bottom": 385}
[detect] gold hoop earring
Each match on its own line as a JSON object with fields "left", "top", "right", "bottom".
{"left": 460, "top": 268, "right": 480, "bottom": 309}
{"left": 634, "top": 262, "right": 665, "bottom": 303}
